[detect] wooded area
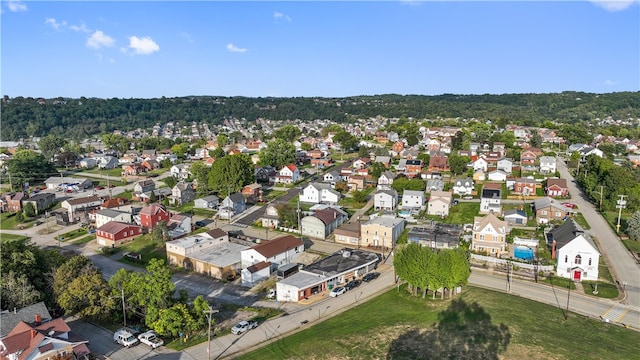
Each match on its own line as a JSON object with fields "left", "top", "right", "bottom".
{"left": 2, "top": 92, "right": 639, "bottom": 141}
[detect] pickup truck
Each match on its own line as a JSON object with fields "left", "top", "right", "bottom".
{"left": 138, "top": 331, "right": 164, "bottom": 349}
{"left": 231, "top": 320, "right": 258, "bottom": 335}
{"left": 113, "top": 328, "right": 139, "bottom": 347}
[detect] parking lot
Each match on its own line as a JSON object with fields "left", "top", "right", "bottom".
{"left": 66, "top": 317, "right": 180, "bottom": 360}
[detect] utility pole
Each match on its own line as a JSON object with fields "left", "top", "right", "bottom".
{"left": 595, "top": 185, "right": 604, "bottom": 212}
{"left": 565, "top": 260, "right": 572, "bottom": 320}
{"left": 121, "top": 288, "right": 126, "bottom": 327}
{"left": 616, "top": 194, "right": 627, "bottom": 233}
{"left": 204, "top": 305, "right": 219, "bottom": 360}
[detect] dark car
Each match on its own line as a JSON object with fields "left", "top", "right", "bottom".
{"left": 345, "top": 279, "right": 361, "bottom": 290}
{"left": 195, "top": 221, "right": 206, "bottom": 227}
{"left": 95, "top": 186, "right": 105, "bottom": 190}
{"left": 362, "top": 272, "right": 380, "bottom": 282}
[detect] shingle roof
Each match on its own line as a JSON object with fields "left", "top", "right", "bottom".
{"left": 65, "top": 196, "right": 101, "bottom": 206}
{"left": 0, "top": 302, "right": 51, "bottom": 338}
{"left": 97, "top": 221, "right": 139, "bottom": 234}
{"left": 251, "top": 235, "right": 303, "bottom": 258}
{"left": 139, "top": 203, "right": 168, "bottom": 216}
{"left": 207, "top": 228, "right": 228, "bottom": 239}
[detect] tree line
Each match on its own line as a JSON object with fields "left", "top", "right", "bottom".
{"left": 2, "top": 91, "right": 638, "bottom": 141}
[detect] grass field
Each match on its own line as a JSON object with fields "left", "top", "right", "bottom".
{"left": 0, "top": 233, "right": 30, "bottom": 242}
{"left": 116, "top": 234, "right": 166, "bottom": 267}
{"left": 239, "top": 286, "right": 639, "bottom": 360}
{"left": 442, "top": 202, "right": 480, "bottom": 225}
{"left": 0, "top": 212, "right": 36, "bottom": 230}
{"left": 59, "top": 228, "right": 88, "bottom": 241}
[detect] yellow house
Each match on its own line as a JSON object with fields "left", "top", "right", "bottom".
{"left": 360, "top": 215, "right": 405, "bottom": 250}
{"left": 471, "top": 213, "right": 509, "bottom": 256}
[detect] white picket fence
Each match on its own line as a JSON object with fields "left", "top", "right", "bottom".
{"left": 470, "top": 254, "right": 554, "bottom": 272}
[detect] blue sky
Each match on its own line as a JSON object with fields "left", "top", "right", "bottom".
{"left": 2, "top": 1, "right": 639, "bottom": 98}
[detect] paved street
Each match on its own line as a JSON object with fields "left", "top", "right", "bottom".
{"left": 557, "top": 158, "right": 640, "bottom": 308}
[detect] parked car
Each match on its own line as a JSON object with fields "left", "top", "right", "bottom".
{"left": 362, "top": 272, "right": 380, "bottom": 282}
{"left": 195, "top": 221, "right": 206, "bottom": 227}
{"left": 138, "top": 331, "right": 164, "bottom": 349}
{"left": 562, "top": 202, "right": 577, "bottom": 209}
{"left": 329, "top": 286, "right": 346, "bottom": 297}
{"left": 345, "top": 279, "right": 361, "bottom": 290}
{"left": 113, "top": 328, "right": 139, "bottom": 347}
{"left": 266, "top": 289, "right": 276, "bottom": 299}
{"left": 231, "top": 320, "right": 259, "bottom": 335}
{"left": 95, "top": 186, "right": 105, "bottom": 190}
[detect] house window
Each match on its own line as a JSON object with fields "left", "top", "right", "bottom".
{"left": 575, "top": 255, "right": 581, "bottom": 265}
{"left": 564, "top": 255, "right": 568, "bottom": 263}
{"left": 588, "top": 258, "right": 592, "bottom": 266}
{"left": 542, "top": 210, "right": 547, "bottom": 215}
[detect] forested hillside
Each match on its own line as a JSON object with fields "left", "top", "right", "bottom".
{"left": 1, "top": 92, "right": 638, "bottom": 141}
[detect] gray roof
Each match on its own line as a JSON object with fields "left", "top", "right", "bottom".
{"left": 503, "top": 209, "right": 526, "bottom": 218}
{"left": 365, "top": 214, "right": 404, "bottom": 228}
{"left": 308, "top": 182, "right": 332, "bottom": 191}
{"left": 303, "top": 249, "right": 379, "bottom": 277}
{"left": 408, "top": 224, "right": 463, "bottom": 247}
{"left": 403, "top": 190, "right": 424, "bottom": 198}
{"left": 0, "top": 302, "right": 52, "bottom": 338}
{"left": 227, "top": 192, "right": 245, "bottom": 203}
{"left": 533, "top": 197, "right": 567, "bottom": 211}
{"left": 199, "top": 195, "right": 219, "bottom": 202}
{"left": 546, "top": 219, "right": 590, "bottom": 249}
{"left": 375, "top": 189, "right": 398, "bottom": 197}
{"left": 96, "top": 208, "right": 129, "bottom": 218}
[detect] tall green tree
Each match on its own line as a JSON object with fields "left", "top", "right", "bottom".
{"left": 208, "top": 154, "right": 254, "bottom": 194}
{"left": 448, "top": 154, "right": 470, "bottom": 175}
{"left": 258, "top": 139, "right": 297, "bottom": 169}
{"left": 0, "top": 271, "right": 41, "bottom": 309}
{"left": 38, "top": 134, "right": 68, "bottom": 162}
{"left": 6, "top": 150, "right": 58, "bottom": 189}
{"left": 273, "top": 125, "right": 301, "bottom": 141}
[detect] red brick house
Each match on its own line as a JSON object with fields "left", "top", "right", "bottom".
{"left": 96, "top": 221, "right": 144, "bottom": 247}
{"left": 307, "top": 149, "right": 324, "bottom": 159}
{"left": 139, "top": 203, "right": 170, "bottom": 230}
{"left": 141, "top": 159, "right": 160, "bottom": 171}
{"left": 428, "top": 154, "right": 449, "bottom": 172}
{"left": 392, "top": 141, "right": 405, "bottom": 154}
{"left": 122, "top": 164, "right": 147, "bottom": 176}
{"left": 348, "top": 175, "right": 366, "bottom": 190}
{"left": 520, "top": 150, "right": 538, "bottom": 165}
{"left": 546, "top": 178, "right": 569, "bottom": 197}
{"left": 513, "top": 178, "right": 537, "bottom": 195}
{"left": 375, "top": 132, "right": 389, "bottom": 144}
{"left": 1, "top": 192, "right": 26, "bottom": 212}
{"left": 242, "top": 183, "right": 263, "bottom": 203}
{"left": 310, "top": 158, "right": 333, "bottom": 168}
{"left": 405, "top": 159, "right": 424, "bottom": 174}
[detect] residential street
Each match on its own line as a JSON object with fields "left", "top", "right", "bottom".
{"left": 557, "top": 158, "right": 640, "bottom": 308}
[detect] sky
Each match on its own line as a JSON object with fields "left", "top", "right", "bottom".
{"left": 1, "top": 1, "right": 639, "bottom": 98}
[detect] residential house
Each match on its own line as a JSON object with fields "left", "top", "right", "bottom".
{"left": 348, "top": 175, "right": 366, "bottom": 191}
{"left": 405, "top": 159, "right": 423, "bottom": 176}
{"left": 493, "top": 142, "right": 506, "bottom": 157}
{"left": 539, "top": 156, "right": 557, "bottom": 174}
{"left": 21, "top": 193, "right": 56, "bottom": 215}
{"left": 134, "top": 179, "right": 156, "bottom": 194}
{"left": 480, "top": 183, "right": 502, "bottom": 215}
{"left": 95, "top": 208, "right": 134, "bottom": 228}
{"left": 61, "top": 196, "right": 102, "bottom": 223}
{"left": 78, "top": 157, "right": 97, "bottom": 169}
{"left": 374, "top": 155, "right": 392, "bottom": 168}
{"left": 194, "top": 195, "right": 219, "bottom": 210}
{"left": 170, "top": 164, "right": 191, "bottom": 180}
{"left": 428, "top": 154, "right": 449, "bottom": 172}
{"left": 520, "top": 149, "right": 538, "bottom": 166}
{"left": 255, "top": 166, "right": 277, "bottom": 183}
{"left": 628, "top": 154, "right": 640, "bottom": 168}
{"left": 566, "top": 143, "right": 587, "bottom": 155}
{"left": 504, "top": 209, "right": 527, "bottom": 225}
{"left": 402, "top": 190, "right": 426, "bottom": 211}
{"left": 392, "top": 141, "right": 405, "bottom": 154}
{"left": 101, "top": 197, "right": 128, "bottom": 209}
{"left": 323, "top": 170, "right": 340, "bottom": 185}
{"left": 473, "top": 157, "right": 488, "bottom": 172}
{"left": 374, "top": 189, "right": 399, "bottom": 211}
{"left": 546, "top": 178, "right": 569, "bottom": 197}
{"left": 310, "top": 158, "right": 332, "bottom": 169}
{"left": 139, "top": 203, "right": 171, "bottom": 229}
{"left": 219, "top": 193, "right": 246, "bottom": 219}
{"left": 471, "top": 213, "right": 509, "bottom": 257}
{"left": 533, "top": 197, "right": 570, "bottom": 224}
{"left": 377, "top": 171, "right": 396, "bottom": 190}
{"left": 487, "top": 169, "right": 508, "bottom": 182}
{"left": 353, "top": 157, "right": 372, "bottom": 170}
{"left": 546, "top": 220, "right": 599, "bottom": 281}
{"left": 334, "top": 221, "right": 361, "bottom": 247}
{"left": 496, "top": 158, "right": 513, "bottom": 174}
{"left": 0, "top": 302, "right": 52, "bottom": 338}
{"left": 0, "top": 312, "right": 90, "bottom": 360}
{"left": 240, "top": 235, "right": 305, "bottom": 287}
{"left": 165, "top": 229, "right": 248, "bottom": 280}
{"left": 513, "top": 178, "right": 537, "bottom": 196}
{"left": 301, "top": 207, "right": 348, "bottom": 240}
{"left": 307, "top": 149, "right": 324, "bottom": 159}
{"left": 169, "top": 181, "right": 196, "bottom": 206}
{"left": 141, "top": 149, "right": 157, "bottom": 160}
{"left": 408, "top": 223, "right": 463, "bottom": 249}
{"left": 578, "top": 146, "right": 604, "bottom": 161}
{"left": 275, "top": 164, "right": 300, "bottom": 184}
{"left": 360, "top": 214, "right": 405, "bottom": 249}
{"left": 261, "top": 204, "right": 280, "bottom": 228}
{"left": 473, "top": 170, "right": 486, "bottom": 182}
{"left": 427, "top": 190, "right": 453, "bottom": 216}
{"left": 141, "top": 159, "right": 160, "bottom": 171}
{"left": 122, "top": 164, "right": 147, "bottom": 176}
{"left": 168, "top": 213, "right": 192, "bottom": 239}
{"left": 1, "top": 192, "right": 26, "bottom": 213}
{"left": 242, "top": 183, "right": 263, "bottom": 203}
{"left": 452, "top": 178, "right": 474, "bottom": 196}
{"left": 426, "top": 179, "right": 445, "bottom": 193}
{"left": 96, "top": 221, "right": 144, "bottom": 247}
{"left": 300, "top": 183, "right": 341, "bottom": 205}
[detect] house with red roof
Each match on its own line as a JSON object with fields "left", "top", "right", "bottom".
{"left": 275, "top": 164, "right": 300, "bottom": 184}
{"left": 96, "top": 221, "right": 144, "bottom": 247}
{"left": 546, "top": 178, "right": 569, "bottom": 197}
{"left": 240, "top": 235, "right": 304, "bottom": 287}
{"left": 139, "top": 203, "right": 170, "bottom": 230}
{"left": 300, "top": 207, "right": 349, "bottom": 240}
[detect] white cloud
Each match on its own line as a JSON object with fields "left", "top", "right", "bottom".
{"left": 87, "top": 30, "right": 115, "bottom": 49}
{"left": 70, "top": 23, "right": 91, "bottom": 33}
{"left": 45, "top": 18, "right": 66, "bottom": 30}
{"left": 589, "top": 0, "right": 638, "bottom": 11}
{"left": 128, "top": 36, "right": 160, "bottom": 55}
{"left": 399, "top": 0, "right": 421, "bottom": 6}
{"left": 179, "top": 32, "right": 194, "bottom": 44}
{"left": 604, "top": 79, "right": 618, "bottom": 86}
{"left": 273, "top": 11, "right": 292, "bottom": 22}
{"left": 7, "top": 1, "right": 27, "bottom": 12}
{"left": 226, "top": 43, "right": 248, "bottom": 53}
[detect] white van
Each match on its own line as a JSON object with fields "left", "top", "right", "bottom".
{"left": 114, "top": 328, "right": 139, "bottom": 347}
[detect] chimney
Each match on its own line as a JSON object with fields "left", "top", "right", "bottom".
{"left": 30, "top": 329, "right": 38, "bottom": 338}
{"left": 35, "top": 314, "right": 42, "bottom": 325}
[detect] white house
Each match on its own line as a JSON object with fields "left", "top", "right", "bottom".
{"left": 452, "top": 178, "right": 474, "bottom": 196}
{"left": 402, "top": 190, "right": 426, "bottom": 211}
{"left": 374, "top": 189, "right": 399, "bottom": 211}
{"left": 538, "top": 156, "right": 557, "bottom": 174}
{"left": 323, "top": 170, "right": 340, "bottom": 184}
{"left": 473, "top": 157, "right": 488, "bottom": 172}
{"left": 240, "top": 235, "right": 304, "bottom": 287}
{"left": 487, "top": 169, "right": 508, "bottom": 182}
{"left": 480, "top": 184, "right": 502, "bottom": 215}
{"left": 377, "top": 171, "right": 396, "bottom": 190}
{"left": 275, "top": 164, "right": 300, "bottom": 184}
{"left": 194, "top": 195, "right": 219, "bottom": 210}
{"left": 496, "top": 158, "right": 513, "bottom": 174}
{"left": 95, "top": 209, "right": 133, "bottom": 229}
{"left": 547, "top": 220, "right": 599, "bottom": 282}
{"left": 427, "top": 190, "right": 453, "bottom": 216}
{"left": 299, "top": 183, "right": 340, "bottom": 204}
{"left": 170, "top": 164, "right": 191, "bottom": 180}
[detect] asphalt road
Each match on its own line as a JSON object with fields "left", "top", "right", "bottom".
{"left": 557, "top": 158, "right": 640, "bottom": 308}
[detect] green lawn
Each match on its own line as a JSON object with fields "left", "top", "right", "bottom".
{"left": 572, "top": 212, "right": 591, "bottom": 230}
{"left": 0, "top": 233, "right": 30, "bottom": 242}
{"left": 59, "top": 228, "right": 88, "bottom": 242}
{"left": 116, "top": 234, "right": 166, "bottom": 267}
{"left": 445, "top": 202, "right": 480, "bottom": 225}
{"left": 239, "top": 286, "right": 638, "bottom": 360}
{"left": 264, "top": 190, "right": 286, "bottom": 201}
{"left": 0, "top": 212, "right": 37, "bottom": 230}
{"left": 581, "top": 281, "right": 619, "bottom": 299}
{"left": 71, "top": 234, "right": 96, "bottom": 245}
{"left": 622, "top": 239, "right": 640, "bottom": 253}
{"left": 83, "top": 167, "right": 123, "bottom": 177}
